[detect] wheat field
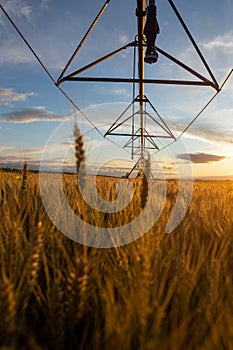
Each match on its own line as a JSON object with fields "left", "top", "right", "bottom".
{"left": 0, "top": 169, "right": 233, "bottom": 349}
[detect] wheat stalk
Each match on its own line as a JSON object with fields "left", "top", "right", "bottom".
{"left": 74, "top": 121, "right": 88, "bottom": 260}
{"left": 74, "top": 122, "right": 87, "bottom": 190}
{"left": 29, "top": 221, "right": 43, "bottom": 287}
{"left": 1, "top": 273, "right": 16, "bottom": 335}
{"left": 21, "top": 161, "right": 28, "bottom": 191}
{"left": 140, "top": 156, "right": 151, "bottom": 209}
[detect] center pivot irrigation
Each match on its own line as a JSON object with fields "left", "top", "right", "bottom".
{"left": 1, "top": 0, "right": 232, "bottom": 176}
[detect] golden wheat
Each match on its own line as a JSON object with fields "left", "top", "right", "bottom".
{"left": 0, "top": 170, "right": 233, "bottom": 349}
{"left": 21, "top": 162, "right": 28, "bottom": 191}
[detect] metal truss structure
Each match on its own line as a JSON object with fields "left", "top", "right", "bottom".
{"left": 56, "top": 0, "right": 219, "bottom": 174}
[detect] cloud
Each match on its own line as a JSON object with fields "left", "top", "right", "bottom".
{"left": 173, "top": 117, "right": 233, "bottom": 146}
{"left": 0, "top": 1, "right": 58, "bottom": 66}
{"left": 91, "top": 85, "right": 131, "bottom": 99}
{"left": 0, "top": 141, "right": 76, "bottom": 171}
{"left": 118, "top": 34, "right": 129, "bottom": 45}
{"left": 40, "top": 0, "right": 50, "bottom": 10}
{"left": 20, "top": 5, "right": 32, "bottom": 21}
{"left": 177, "top": 152, "right": 227, "bottom": 164}
{"left": 0, "top": 145, "right": 14, "bottom": 153}
{"left": 202, "top": 31, "right": 233, "bottom": 52}
{"left": 174, "top": 31, "right": 233, "bottom": 81}
{"left": 0, "top": 143, "right": 76, "bottom": 172}
{"left": 187, "top": 125, "right": 233, "bottom": 145}
{"left": 0, "top": 41, "right": 34, "bottom": 64}
{"left": 0, "top": 88, "right": 36, "bottom": 107}
{"left": 0, "top": 155, "right": 74, "bottom": 172}
{"left": 1, "top": 106, "right": 67, "bottom": 123}
{"left": 0, "top": 155, "right": 30, "bottom": 169}
{"left": 1, "top": 0, "right": 32, "bottom": 22}
{"left": 111, "top": 89, "right": 131, "bottom": 96}
{"left": 170, "top": 106, "right": 233, "bottom": 145}
{"left": 12, "top": 143, "right": 69, "bottom": 156}
{"left": 200, "top": 31, "right": 233, "bottom": 75}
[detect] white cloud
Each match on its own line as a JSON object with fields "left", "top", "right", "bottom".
{"left": 1, "top": 106, "right": 67, "bottom": 123}
{"left": 173, "top": 116, "right": 233, "bottom": 146}
{"left": 0, "top": 41, "right": 34, "bottom": 64}
{"left": 14, "top": 143, "right": 70, "bottom": 156}
{"left": 176, "top": 31, "right": 233, "bottom": 81}
{"left": 202, "top": 31, "right": 233, "bottom": 51}
{"left": 118, "top": 34, "right": 128, "bottom": 45}
{"left": 0, "top": 145, "right": 14, "bottom": 152}
{"left": 112, "top": 88, "right": 131, "bottom": 96}
{"left": 0, "top": 142, "right": 76, "bottom": 171}
{"left": 40, "top": 0, "right": 50, "bottom": 10}
{"left": 1, "top": 0, "right": 32, "bottom": 22}
{"left": 31, "top": 105, "right": 45, "bottom": 110}
{"left": 201, "top": 31, "right": 233, "bottom": 76}
{"left": 0, "top": 1, "right": 54, "bottom": 66}
{"left": 20, "top": 5, "right": 32, "bottom": 21}
{"left": 0, "top": 88, "right": 36, "bottom": 107}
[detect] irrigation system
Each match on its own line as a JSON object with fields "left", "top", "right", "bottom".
{"left": 1, "top": 0, "right": 232, "bottom": 176}
{"left": 56, "top": 0, "right": 220, "bottom": 175}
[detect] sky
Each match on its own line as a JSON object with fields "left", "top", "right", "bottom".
{"left": 0, "top": 0, "right": 232, "bottom": 178}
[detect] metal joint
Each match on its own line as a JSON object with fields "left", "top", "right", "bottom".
{"left": 135, "top": 8, "right": 146, "bottom": 17}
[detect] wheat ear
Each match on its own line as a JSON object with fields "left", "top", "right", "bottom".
{"left": 74, "top": 122, "right": 87, "bottom": 189}
{"left": 74, "top": 122, "right": 88, "bottom": 260}
{"left": 22, "top": 161, "right": 28, "bottom": 191}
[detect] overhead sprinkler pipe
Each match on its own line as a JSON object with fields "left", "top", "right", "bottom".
{"left": 144, "top": 0, "right": 160, "bottom": 64}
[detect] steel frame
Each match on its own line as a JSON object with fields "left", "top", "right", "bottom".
{"left": 57, "top": 0, "right": 219, "bottom": 175}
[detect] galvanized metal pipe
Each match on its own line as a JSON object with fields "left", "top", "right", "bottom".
{"left": 57, "top": 0, "right": 111, "bottom": 82}
{"left": 136, "top": 0, "right": 146, "bottom": 161}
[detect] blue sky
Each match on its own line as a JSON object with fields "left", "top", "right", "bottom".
{"left": 0, "top": 0, "right": 232, "bottom": 178}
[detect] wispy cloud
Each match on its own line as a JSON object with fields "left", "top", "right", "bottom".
{"left": 0, "top": 142, "right": 70, "bottom": 156}
{"left": 1, "top": 106, "right": 67, "bottom": 123}
{"left": 0, "top": 40, "right": 34, "bottom": 64}
{"left": 0, "top": 145, "right": 14, "bottom": 153}
{"left": 40, "top": 0, "right": 50, "bottom": 11}
{"left": 0, "top": 154, "right": 74, "bottom": 171}
{"left": 0, "top": 155, "right": 29, "bottom": 169}
{"left": 93, "top": 86, "right": 131, "bottom": 98}
{"left": 118, "top": 33, "right": 129, "bottom": 45}
{"left": 1, "top": 0, "right": 32, "bottom": 22}
{"left": 0, "top": 1, "right": 62, "bottom": 66}
{"left": 177, "top": 152, "right": 227, "bottom": 164}
{"left": 202, "top": 31, "right": 233, "bottom": 52}
{"left": 176, "top": 31, "right": 233, "bottom": 80}
{"left": 0, "top": 140, "right": 76, "bottom": 171}
{"left": 201, "top": 31, "right": 233, "bottom": 76}
{"left": 173, "top": 114, "right": 233, "bottom": 146}
{"left": 0, "top": 88, "right": 36, "bottom": 107}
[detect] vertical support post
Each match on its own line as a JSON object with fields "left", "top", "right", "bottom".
{"left": 132, "top": 45, "right": 136, "bottom": 159}
{"left": 136, "top": 0, "right": 146, "bottom": 164}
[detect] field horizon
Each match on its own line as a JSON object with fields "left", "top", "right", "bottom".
{"left": 1, "top": 166, "right": 233, "bottom": 181}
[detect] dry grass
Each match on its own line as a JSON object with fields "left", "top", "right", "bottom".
{"left": 0, "top": 169, "right": 233, "bottom": 349}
